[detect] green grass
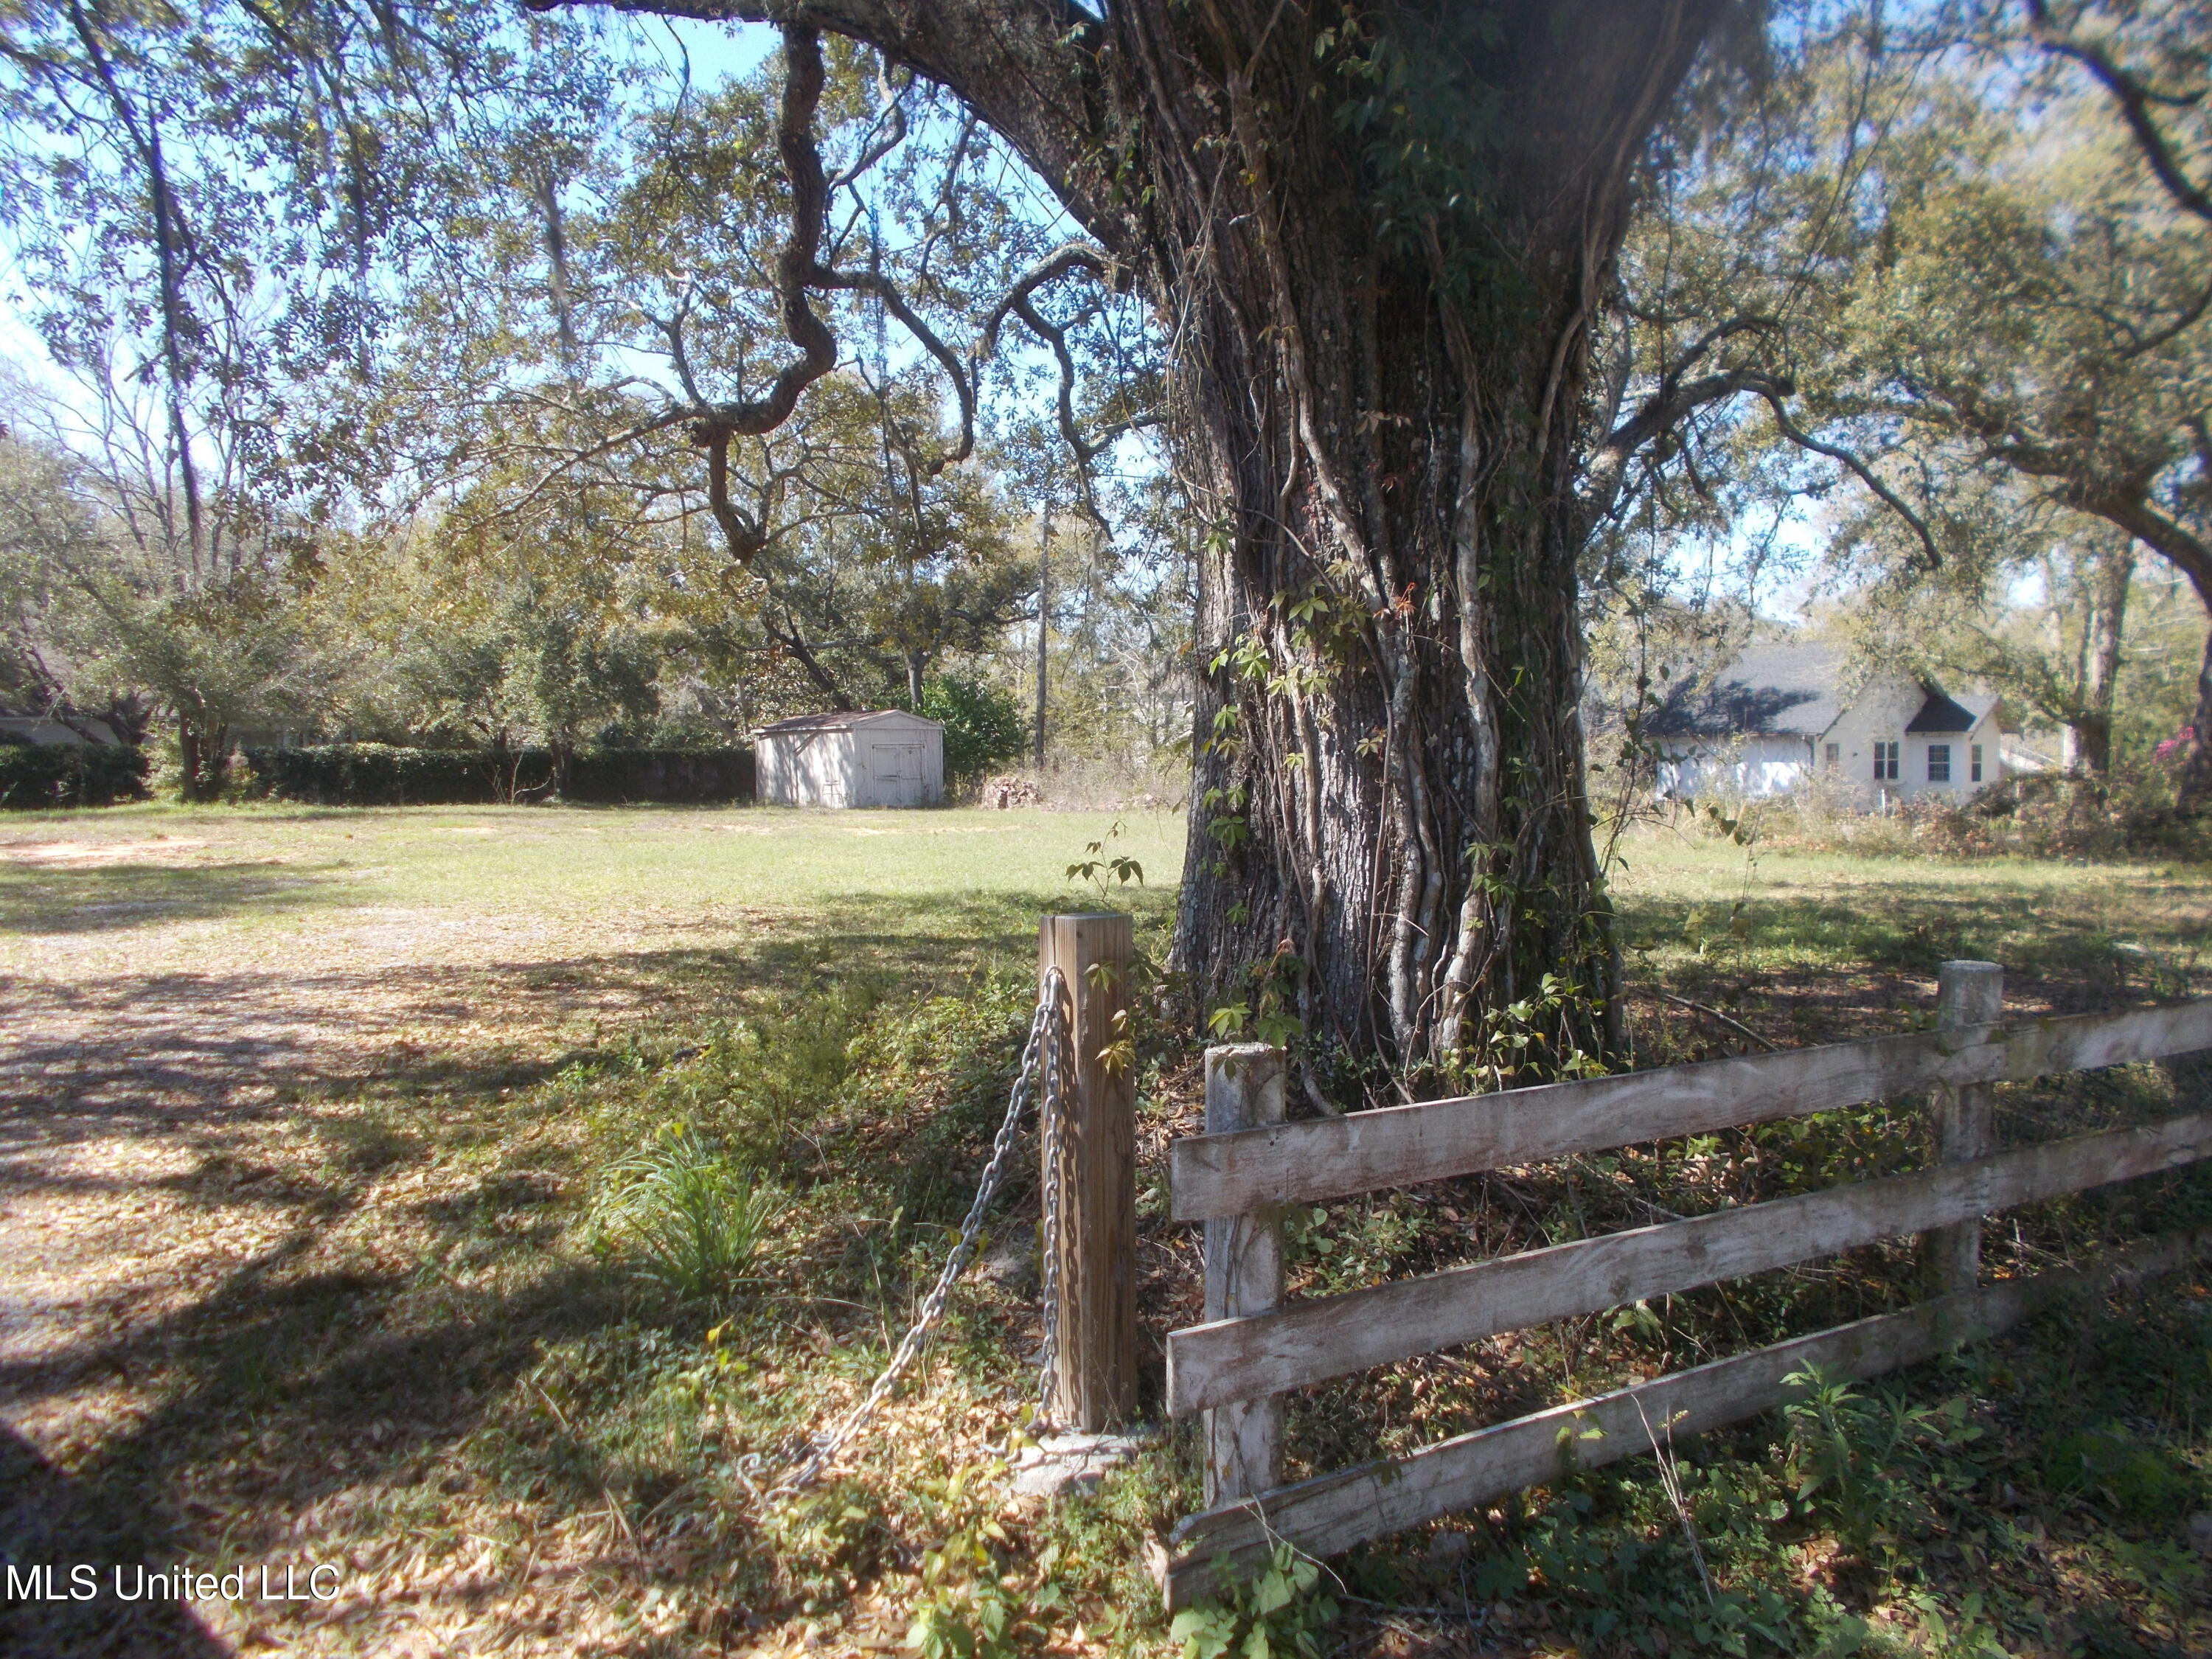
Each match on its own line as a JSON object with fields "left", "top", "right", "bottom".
{"left": 0, "top": 801, "right": 1186, "bottom": 951}
{"left": 4, "top": 804, "right": 2211, "bottom": 1657}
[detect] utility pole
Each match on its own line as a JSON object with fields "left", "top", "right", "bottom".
{"left": 1034, "top": 512, "right": 1051, "bottom": 770}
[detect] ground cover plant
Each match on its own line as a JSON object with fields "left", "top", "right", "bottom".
{"left": 1, "top": 805, "right": 2209, "bottom": 1657}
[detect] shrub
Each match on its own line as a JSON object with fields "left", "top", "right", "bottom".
{"left": 242, "top": 742, "right": 512, "bottom": 805}
{"left": 0, "top": 741, "right": 150, "bottom": 809}
{"left": 912, "top": 675, "right": 1027, "bottom": 786}
{"left": 563, "top": 747, "right": 755, "bottom": 803}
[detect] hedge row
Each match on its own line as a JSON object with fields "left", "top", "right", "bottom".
{"left": 240, "top": 744, "right": 754, "bottom": 806}
{"left": 565, "top": 748, "right": 754, "bottom": 803}
{"left": 0, "top": 742, "right": 150, "bottom": 809}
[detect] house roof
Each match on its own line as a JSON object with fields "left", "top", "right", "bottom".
{"left": 1644, "top": 641, "right": 1847, "bottom": 740}
{"left": 0, "top": 714, "right": 120, "bottom": 747}
{"left": 754, "top": 709, "right": 940, "bottom": 737}
{"left": 1905, "top": 691, "right": 1999, "bottom": 734}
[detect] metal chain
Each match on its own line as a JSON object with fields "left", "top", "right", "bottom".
{"left": 1034, "top": 984, "right": 1068, "bottom": 1430}
{"left": 765, "top": 968, "right": 1069, "bottom": 1498}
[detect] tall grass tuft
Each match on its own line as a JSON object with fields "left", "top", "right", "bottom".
{"left": 594, "top": 1127, "right": 785, "bottom": 1300}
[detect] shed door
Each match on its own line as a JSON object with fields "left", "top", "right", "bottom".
{"left": 870, "top": 744, "right": 923, "bottom": 804}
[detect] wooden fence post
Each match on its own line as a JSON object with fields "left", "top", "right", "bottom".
{"left": 1040, "top": 913, "right": 1138, "bottom": 1429}
{"left": 1929, "top": 959, "right": 2004, "bottom": 1298}
{"left": 1202, "top": 1045, "right": 1286, "bottom": 1505}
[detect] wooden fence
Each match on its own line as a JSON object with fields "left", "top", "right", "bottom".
{"left": 1157, "top": 963, "right": 2212, "bottom": 1610}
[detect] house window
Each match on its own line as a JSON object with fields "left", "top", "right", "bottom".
{"left": 1824, "top": 742, "right": 1840, "bottom": 768}
{"left": 1927, "top": 744, "right": 1951, "bottom": 782}
{"left": 1874, "top": 741, "right": 1899, "bottom": 781}
{"left": 1970, "top": 743, "right": 1983, "bottom": 782}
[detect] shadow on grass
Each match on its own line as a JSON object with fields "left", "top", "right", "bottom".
{"left": 2, "top": 851, "right": 2208, "bottom": 1652}
{"left": 0, "top": 1186, "right": 743, "bottom": 1654}
{"left": 0, "top": 1419, "right": 232, "bottom": 1658}
{"left": 0, "top": 894, "right": 1116, "bottom": 1649}
{"left": 0, "top": 860, "right": 337, "bottom": 936}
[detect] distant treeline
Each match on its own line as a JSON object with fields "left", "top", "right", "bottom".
{"left": 0, "top": 741, "right": 150, "bottom": 809}
{"left": 243, "top": 745, "right": 754, "bottom": 806}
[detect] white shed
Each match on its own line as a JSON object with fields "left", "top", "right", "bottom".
{"left": 754, "top": 710, "right": 945, "bottom": 808}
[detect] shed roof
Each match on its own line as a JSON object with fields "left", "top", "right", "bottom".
{"left": 754, "top": 709, "right": 942, "bottom": 737}
{"left": 1644, "top": 641, "right": 1846, "bottom": 740}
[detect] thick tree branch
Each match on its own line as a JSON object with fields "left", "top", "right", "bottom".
{"left": 761, "top": 600, "right": 855, "bottom": 707}
{"left": 981, "top": 240, "right": 1141, "bottom": 517}
{"left": 1575, "top": 313, "right": 1790, "bottom": 534}
{"left": 521, "top": 0, "right": 1131, "bottom": 254}
{"left": 689, "top": 24, "right": 836, "bottom": 456}
{"left": 2070, "top": 489, "right": 2212, "bottom": 608}
{"left": 2025, "top": 0, "right": 2212, "bottom": 227}
{"left": 981, "top": 240, "right": 1114, "bottom": 349}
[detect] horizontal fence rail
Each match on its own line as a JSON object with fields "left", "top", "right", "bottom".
{"left": 1158, "top": 976, "right": 2212, "bottom": 1610}
{"left": 1164, "top": 1228, "right": 2212, "bottom": 1604}
{"left": 1166, "top": 1108, "right": 2212, "bottom": 1416}
{"left": 1169, "top": 1000, "right": 2212, "bottom": 1223}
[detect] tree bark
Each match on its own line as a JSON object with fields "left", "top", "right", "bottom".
{"left": 2056, "top": 495, "right": 2212, "bottom": 813}
{"left": 1034, "top": 515, "right": 1049, "bottom": 770}
{"left": 2069, "top": 542, "right": 2132, "bottom": 785}
{"left": 177, "top": 712, "right": 227, "bottom": 801}
{"left": 177, "top": 714, "right": 201, "bottom": 802}
{"left": 2182, "top": 616, "right": 2212, "bottom": 813}
{"left": 1121, "top": 4, "right": 1722, "bottom": 1079}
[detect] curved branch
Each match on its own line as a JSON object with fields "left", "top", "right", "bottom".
{"left": 982, "top": 240, "right": 1113, "bottom": 350}
{"left": 521, "top": 0, "right": 1131, "bottom": 254}
{"left": 2067, "top": 488, "right": 2212, "bottom": 607}
{"left": 980, "top": 240, "right": 1137, "bottom": 517}
{"left": 827, "top": 60, "right": 909, "bottom": 192}
{"left": 1577, "top": 364, "right": 1786, "bottom": 535}
{"left": 2025, "top": 0, "right": 2212, "bottom": 227}
{"left": 693, "top": 24, "right": 837, "bottom": 449}
{"left": 1752, "top": 383, "right": 1942, "bottom": 569}
{"left": 2116, "top": 272, "right": 2212, "bottom": 359}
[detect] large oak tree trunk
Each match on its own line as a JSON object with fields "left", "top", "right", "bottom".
{"left": 1113, "top": 4, "right": 1722, "bottom": 1085}
{"left": 177, "top": 712, "right": 228, "bottom": 803}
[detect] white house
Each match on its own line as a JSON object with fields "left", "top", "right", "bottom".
{"left": 754, "top": 709, "right": 945, "bottom": 808}
{"left": 1648, "top": 641, "right": 2009, "bottom": 807}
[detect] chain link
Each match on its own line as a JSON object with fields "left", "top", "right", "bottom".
{"left": 765, "top": 968, "right": 1069, "bottom": 1498}
{"left": 1034, "top": 974, "right": 1068, "bottom": 1430}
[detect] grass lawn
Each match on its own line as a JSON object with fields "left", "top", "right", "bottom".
{"left": 1, "top": 804, "right": 2208, "bottom": 1658}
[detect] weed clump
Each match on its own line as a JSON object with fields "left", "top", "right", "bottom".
{"left": 591, "top": 1126, "right": 785, "bottom": 1300}
{"left": 2041, "top": 1423, "right": 2195, "bottom": 1520}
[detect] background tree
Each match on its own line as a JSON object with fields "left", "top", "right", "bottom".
{"left": 910, "top": 672, "right": 1026, "bottom": 786}
{"left": 0, "top": 378, "right": 325, "bottom": 796}
{"left": 1633, "top": 8, "right": 2212, "bottom": 813}
{"left": 0, "top": 428, "right": 143, "bottom": 739}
